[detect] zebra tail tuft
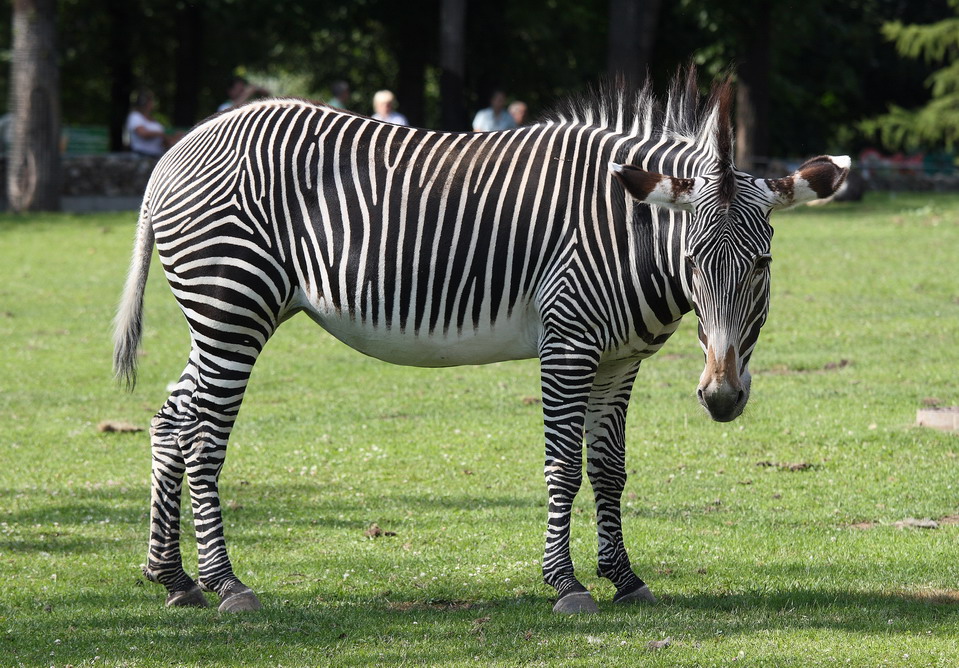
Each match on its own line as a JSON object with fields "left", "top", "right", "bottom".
{"left": 113, "top": 201, "right": 156, "bottom": 391}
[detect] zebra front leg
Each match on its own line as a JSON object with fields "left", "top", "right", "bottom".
{"left": 144, "top": 369, "right": 208, "bottom": 607}
{"left": 539, "top": 338, "right": 601, "bottom": 614}
{"left": 585, "top": 359, "right": 656, "bottom": 605}
{"left": 186, "top": 345, "right": 262, "bottom": 613}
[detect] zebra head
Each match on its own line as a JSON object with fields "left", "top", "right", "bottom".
{"left": 609, "top": 154, "right": 850, "bottom": 422}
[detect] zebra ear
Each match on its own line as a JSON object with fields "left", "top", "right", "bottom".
{"left": 609, "top": 162, "right": 696, "bottom": 211}
{"left": 763, "top": 155, "right": 851, "bottom": 210}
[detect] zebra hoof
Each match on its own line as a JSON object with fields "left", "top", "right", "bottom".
{"left": 218, "top": 588, "right": 262, "bottom": 613}
{"left": 165, "top": 585, "right": 209, "bottom": 608}
{"left": 552, "top": 591, "right": 599, "bottom": 614}
{"left": 613, "top": 583, "right": 657, "bottom": 605}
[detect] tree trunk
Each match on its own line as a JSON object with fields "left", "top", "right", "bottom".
{"left": 397, "top": 47, "right": 426, "bottom": 129}
{"left": 735, "top": 3, "right": 771, "bottom": 173}
{"left": 106, "top": 0, "right": 133, "bottom": 152}
{"left": 8, "top": 0, "right": 60, "bottom": 212}
{"left": 440, "top": 0, "right": 467, "bottom": 131}
{"left": 389, "top": 4, "right": 429, "bottom": 129}
{"left": 607, "top": 0, "right": 662, "bottom": 88}
{"left": 173, "top": 2, "right": 203, "bottom": 128}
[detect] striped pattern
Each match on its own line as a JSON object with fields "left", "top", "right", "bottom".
{"left": 114, "top": 68, "right": 847, "bottom": 611}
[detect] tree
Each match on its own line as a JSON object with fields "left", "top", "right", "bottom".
{"left": 656, "top": 0, "right": 771, "bottom": 170}
{"left": 106, "top": 0, "right": 133, "bottom": 151}
{"left": 440, "top": 0, "right": 467, "bottom": 130}
{"left": 862, "top": 0, "right": 959, "bottom": 150}
{"left": 0, "top": 0, "right": 945, "bottom": 167}
{"left": 379, "top": 2, "right": 434, "bottom": 128}
{"left": 172, "top": 1, "right": 203, "bottom": 129}
{"left": 734, "top": 2, "right": 770, "bottom": 171}
{"left": 7, "top": 0, "right": 60, "bottom": 212}
{"left": 607, "top": 0, "right": 661, "bottom": 88}
{"left": 465, "top": 0, "right": 606, "bottom": 120}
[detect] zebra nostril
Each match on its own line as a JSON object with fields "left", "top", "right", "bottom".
{"left": 697, "top": 388, "right": 705, "bottom": 403}
{"left": 737, "top": 390, "right": 746, "bottom": 405}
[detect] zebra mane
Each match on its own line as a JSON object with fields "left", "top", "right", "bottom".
{"left": 544, "top": 65, "right": 735, "bottom": 166}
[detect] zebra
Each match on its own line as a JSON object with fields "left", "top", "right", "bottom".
{"left": 114, "top": 68, "right": 849, "bottom": 614}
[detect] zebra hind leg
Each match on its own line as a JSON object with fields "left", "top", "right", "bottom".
{"left": 145, "top": 339, "right": 264, "bottom": 612}
{"left": 144, "top": 363, "right": 209, "bottom": 607}
{"left": 182, "top": 342, "right": 263, "bottom": 613}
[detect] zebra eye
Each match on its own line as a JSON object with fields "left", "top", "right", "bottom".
{"left": 684, "top": 254, "right": 697, "bottom": 268}
{"left": 754, "top": 255, "right": 772, "bottom": 271}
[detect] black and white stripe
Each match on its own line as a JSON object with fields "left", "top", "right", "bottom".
{"left": 114, "top": 67, "right": 849, "bottom": 613}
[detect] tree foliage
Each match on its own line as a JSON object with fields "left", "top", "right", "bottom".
{"left": 0, "top": 0, "right": 954, "bottom": 157}
{"left": 862, "top": 0, "right": 959, "bottom": 150}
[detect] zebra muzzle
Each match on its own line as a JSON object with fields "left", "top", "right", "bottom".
{"left": 697, "top": 344, "right": 746, "bottom": 422}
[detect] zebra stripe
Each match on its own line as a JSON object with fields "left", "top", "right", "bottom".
{"left": 114, "top": 67, "right": 849, "bottom": 612}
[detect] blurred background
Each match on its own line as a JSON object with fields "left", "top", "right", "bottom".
{"left": 2, "top": 0, "right": 957, "bottom": 212}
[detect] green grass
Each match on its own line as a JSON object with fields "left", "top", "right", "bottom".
{"left": 1, "top": 192, "right": 959, "bottom": 666}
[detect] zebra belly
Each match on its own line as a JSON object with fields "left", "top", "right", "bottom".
{"left": 304, "top": 308, "right": 542, "bottom": 368}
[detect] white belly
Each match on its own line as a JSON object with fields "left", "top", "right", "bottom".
{"left": 303, "top": 304, "right": 542, "bottom": 367}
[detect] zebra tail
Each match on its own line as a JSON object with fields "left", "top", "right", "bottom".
{"left": 112, "top": 200, "right": 156, "bottom": 390}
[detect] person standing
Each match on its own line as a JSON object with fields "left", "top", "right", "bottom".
{"left": 327, "top": 81, "right": 351, "bottom": 109}
{"left": 371, "top": 90, "right": 409, "bottom": 125}
{"left": 217, "top": 76, "right": 270, "bottom": 112}
{"left": 508, "top": 100, "right": 528, "bottom": 126}
{"left": 472, "top": 90, "right": 516, "bottom": 132}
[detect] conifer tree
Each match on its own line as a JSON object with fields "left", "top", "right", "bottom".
{"left": 862, "top": 0, "right": 959, "bottom": 150}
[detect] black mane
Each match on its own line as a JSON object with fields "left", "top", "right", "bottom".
{"left": 543, "top": 66, "right": 735, "bottom": 171}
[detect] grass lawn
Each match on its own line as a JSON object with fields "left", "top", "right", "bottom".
{"left": 1, "top": 192, "right": 958, "bottom": 666}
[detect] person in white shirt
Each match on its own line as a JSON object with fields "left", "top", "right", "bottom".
{"left": 126, "top": 90, "right": 179, "bottom": 157}
{"left": 371, "top": 90, "right": 409, "bottom": 126}
{"left": 472, "top": 90, "right": 516, "bottom": 132}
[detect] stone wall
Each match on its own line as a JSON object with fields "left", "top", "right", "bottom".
{"left": 60, "top": 153, "right": 157, "bottom": 197}
{"left": 0, "top": 153, "right": 157, "bottom": 209}
{"left": 0, "top": 153, "right": 161, "bottom": 211}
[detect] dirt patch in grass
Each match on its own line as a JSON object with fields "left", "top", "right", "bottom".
{"left": 756, "top": 461, "right": 816, "bottom": 472}
{"left": 893, "top": 517, "right": 939, "bottom": 530}
{"left": 97, "top": 420, "right": 144, "bottom": 433}
{"left": 847, "top": 515, "right": 959, "bottom": 530}
{"left": 760, "top": 359, "right": 850, "bottom": 375}
{"left": 377, "top": 412, "right": 410, "bottom": 420}
{"left": 647, "top": 637, "right": 672, "bottom": 651}
{"left": 898, "top": 589, "right": 959, "bottom": 605}
{"left": 385, "top": 599, "right": 477, "bottom": 612}
{"left": 364, "top": 523, "right": 397, "bottom": 538}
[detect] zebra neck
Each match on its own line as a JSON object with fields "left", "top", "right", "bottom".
{"left": 613, "top": 135, "right": 701, "bottom": 341}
